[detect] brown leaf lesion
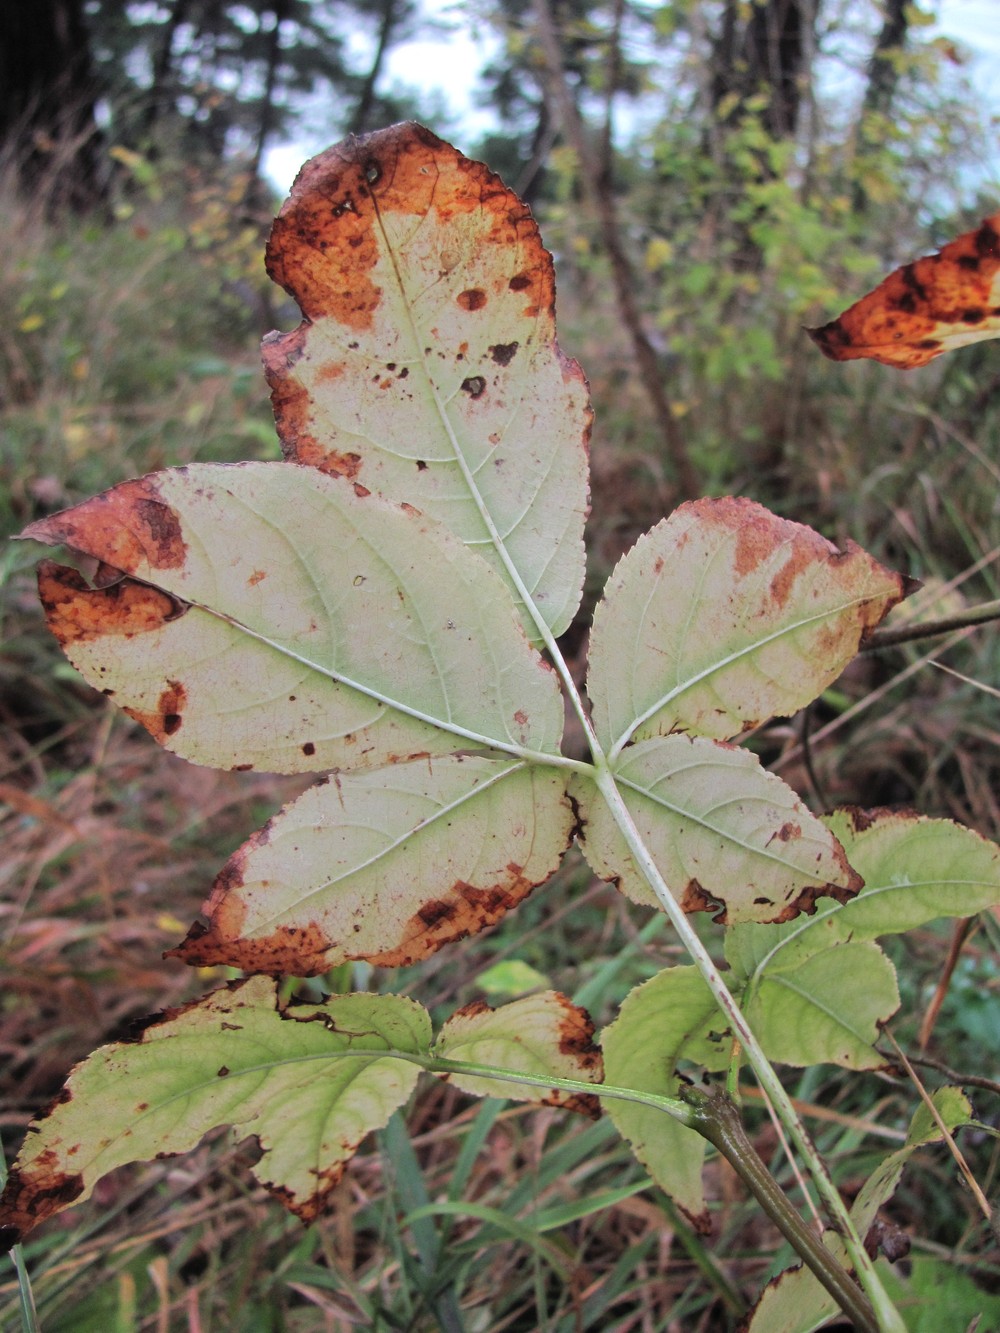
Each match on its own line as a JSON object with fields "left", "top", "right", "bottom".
{"left": 37, "top": 561, "right": 188, "bottom": 645}
{"left": 809, "top": 211, "right": 1000, "bottom": 368}
{"left": 24, "top": 475, "right": 188, "bottom": 572}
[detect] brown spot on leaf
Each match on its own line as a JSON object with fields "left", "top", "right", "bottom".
{"left": 259, "top": 1160, "right": 346, "bottom": 1224}
{"left": 460, "top": 375, "right": 485, "bottom": 399}
{"left": 248, "top": 569, "right": 267, "bottom": 586}
{"left": 24, "top": 475, "right": 187, "bottom": 573}
{"left": 37, "top": 562, "right": 188, "bottom": 646}
{"left": 489, "top": 340, "right": 519, "bottom": 366}
{"left": 126, "top": 679, "right": 187, "bottom": 745}
{"left": 365, "top": 874, "right": 540, "bottom": 968}
{"left": 170, "top": 917, "right": 335, "bottom": 977}
{"left": 457, "top": 287, "right": 487, "bottom": 311}
{"left": 0, "top": 1155, "right": 86, "bottom": 1250}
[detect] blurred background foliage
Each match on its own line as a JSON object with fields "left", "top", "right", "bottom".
{"left": 3, "top": 1, "right": 1000, "bottom": 1328}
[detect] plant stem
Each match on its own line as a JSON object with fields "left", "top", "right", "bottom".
{"left": 591, "top": 764, "right": 907, "bottom": 1332}
{"left": 863, "top": 597, "right": 1000, "bottom": 650}
{"left": 683, "top": 1086, "right": 879, "bottom": 1333}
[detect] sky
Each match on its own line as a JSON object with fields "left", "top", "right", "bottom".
{"left": 263, "top": 0, "right": 1000, "bottom": 194}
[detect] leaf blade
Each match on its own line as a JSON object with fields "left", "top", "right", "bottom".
{"left": 23, "top": 462, "right": 565, "bottom": 773}
{"left": 810, "top": 213, "right": 1000, "bottom": 368}
{"left": 264, "top": 123, "right": 591, "bottom": 642}
{"left": 172, "top": 755, "right": 574, "bottom": 974}
{"left": 433, "top": 991, "right": 604, "bottom": 1116}
{"left": 573, "top": 736, "right": 860, "bottom": 925}
{"left": 0, "top": 978, "right": 430, "bottom": 1247}
{"left": 601, "top": 967, "right": 716, "bottom": 1231}
{"left": 587, "top": 497, "right": 906, "bottom": 750}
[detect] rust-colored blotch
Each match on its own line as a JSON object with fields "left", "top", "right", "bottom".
{"left": 810, "top": 212, "right": 1000, "bottom": 369}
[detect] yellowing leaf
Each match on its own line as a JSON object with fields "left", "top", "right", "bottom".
{"left": 24, "top": 462, "right": 564, "bottom": 774}
{"left": 433, "top": 991, "right": 603, "bottom": 1115}
{"left": 0, "top": 977, "right": 430, "bottom": 1247}
{"left": 264, "top": 123, "right": 591, "bottom": 643}
{"left": 573, "top": 735, "right": 860, "bottom": 925}
{"left": 587, "top": 497, "right": 907, "bottom": 752}
{"left": 810, "top": 213, "right": 1000, "bottom": 368}
{"left": 171, "top": 756, "right": 574, "bottom": 974}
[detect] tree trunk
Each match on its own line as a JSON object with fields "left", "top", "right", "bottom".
{"left": 861, "top": 0, "right": 909, "bottom": 121}
{"left": 249, "top": 0, "right": 292, "bottom": 184}
{"left": 0, "top": 0, "right": 106, "bottom": 211}
{"left": 349, "top": 0, "right": 400, "bottom": 135}
{"left": 710, "top": 0, "right": 810, "bottom": 139}
{"left": 145, "top": 0, "right": 193, "bottom": 136}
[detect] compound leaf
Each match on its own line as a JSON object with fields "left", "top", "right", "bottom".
{"left": 587, "top": 497, "right": 907, "bottom": 751}
{"left": 601, "top": 967, "right": 718, "bottom": 1231}
{"left": 172, "top": 756, "right": 574, "bottom": 974}
{"left": 264, "top": 122, "right": 591, "bottom": 643}
{"left": 572, "top": 735, "right": 860, "bottom": 925}
{"left": 0, "top": 977, "right": 430, "bottom": 1248}
{"left": 23, "top": 462, "right": 564, "bottom": 774}
{"left": 810, "top": 212, "right": 1000, "bottom": 368}
{"left": 433, "top": 991, "right": 603, "bottom": 1115}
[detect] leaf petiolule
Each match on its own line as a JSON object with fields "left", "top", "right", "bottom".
{"left": 432, "top": 991, "right": 604, "bottom": 1116}
{"left": 23, "top": 462, "right": 565, "bottom": 774}
{"left": 587, "top": 496, "right": 908, "bottom": 752}
{"left": 573, "top": 735, "right": 860, "bottom": 925}
{"left": 809, "top": 211, "right": 1000, "bottom": 369}
{"left": 171, "top": 756, "right": 574, "bottom": 974}
{"left": 0, "top": 977, "right": 431, "bottom": 1250}
{"left": 264, "top": 122, "right": 591, "bottom": 644}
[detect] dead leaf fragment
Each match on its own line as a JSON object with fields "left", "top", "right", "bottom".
{"left": 810, "top": 213, "right": 1000, "bottom": 368}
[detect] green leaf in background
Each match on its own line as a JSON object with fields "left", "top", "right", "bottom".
{"left": 586, "top": 496, "right": 907, "bottom": 753}
{"left": 739, "top": 939, "right": 899, "bottom": 1069}
{"left": 0, "top": 977, "right": 431, "bottom": 1247}
{"left": 600, "top": 967, "right": 722, "bottom": 1231}
{"left": 264, "top": 123, "right": 591, "bottom": 643}
{"left": 433, "top": 991, "right": 604, "bottom": 1114}
{"left": 573, "top": 734, "right": 860, "bottom": 924}
{"left": 823, "top": 808, "right": 1000, "bottom": 939}
{"left": 721, "top": 810, "right": 1000, "bottom": 1070}
{"left": 171, "top": 756, "right": 574, "bottom": 974}
{"left": 24, "top": 461, "right": 565, "bottom": 773}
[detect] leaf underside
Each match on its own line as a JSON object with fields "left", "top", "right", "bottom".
{"left": 573, "top": 735, "right": 861, "bottom": 925}
{"left": 433, "top": 991, "right": 604, "bottom": 1116}
{"left": 587, "top": 496, "right": 907, "bottom": 751}
{"left": 0, "top": 978, "right": 431, "bottom": 1248}
{"left": 25, "top": 463, "right": 565, "bottom": 775}
{"left": 264, "top": 122, "right": 591, "bottom": 643}
{"left": 171, "top": 756, "right": 574, "bottom": 974}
